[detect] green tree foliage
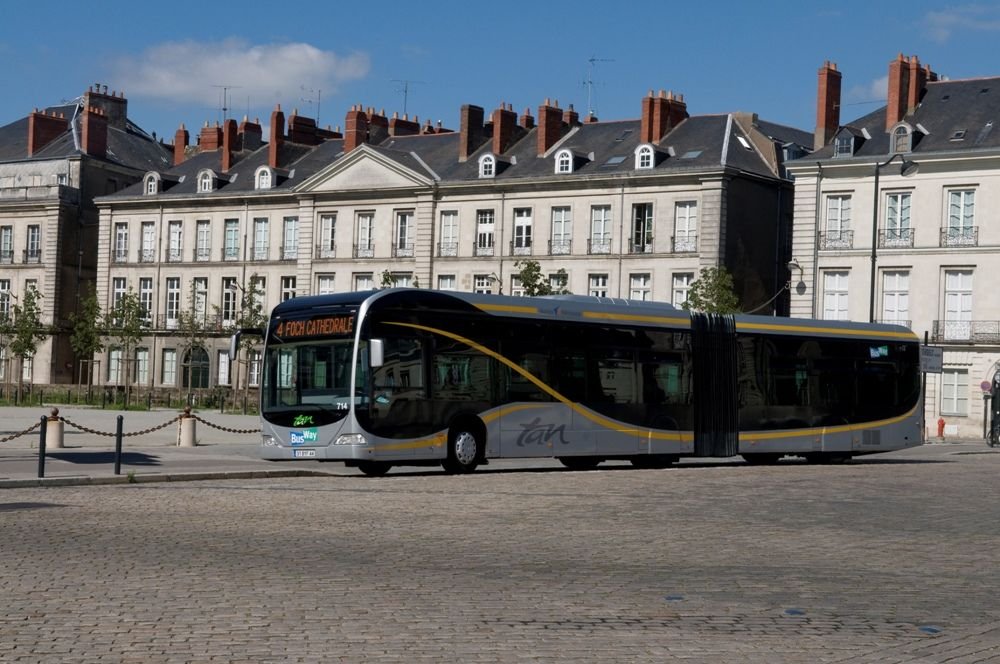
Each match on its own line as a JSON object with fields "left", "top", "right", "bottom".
{"left": 69, "top": 286, "right": 105, "bottom": 386}
{"left": 103, "top": 287, "right": 146, "bottom": 401}
{"left": 9, "top": 284, "right": 49, "bottom": 394}
{"left": 514, "top": 260, "right": 571, "bottom": 296}
{"left": 682, "top": 266, "right": 740, "bottom": 314}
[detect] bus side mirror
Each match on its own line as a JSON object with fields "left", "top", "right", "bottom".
{"left": 370, "top": 338, "right": 385, "bottom": 367}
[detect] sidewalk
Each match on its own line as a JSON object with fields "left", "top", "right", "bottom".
{"left": 0, "top": 405, "right": 335, "bottom": 487}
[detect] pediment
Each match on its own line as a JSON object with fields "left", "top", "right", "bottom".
{"left": 297, "top": 145, "right": 432, "bottom": 192}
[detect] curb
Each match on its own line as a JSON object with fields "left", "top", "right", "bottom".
{"left": 0, "top": 469, "right": 336, "bottom": 489}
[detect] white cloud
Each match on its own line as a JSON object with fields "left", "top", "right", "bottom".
{"left": 924, "top": 5, "right": 1000, "bottom": 43}
{"left": 846, "top": 76, "right": 888, "bottom": 106}
{"left": 110, "top": 39, "right": 370, "bottom": 110}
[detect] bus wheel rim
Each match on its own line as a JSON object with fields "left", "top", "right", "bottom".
{"left": 454, "top": 432, "right": 477, "bottom": 465}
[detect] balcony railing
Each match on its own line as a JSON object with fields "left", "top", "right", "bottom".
{"left": 818, "top": 230, "right": 854, "bottom": 250}
{"left": 23, "top": 249, "right": 41, "bottom": 264}
{"left": 155, "top": 312, "right": 226, "bottom": 332}
{"left": 628, "top": 239, "right": 653, "bottom": 254}
{"left": 437, "top": 242, "right": 458, "bottom": 257}
{"left": 671, "top": 234, "right": 697, "bottom": 253}
{"left": 474, "top": 243, "right": 494, "bottom": 257}
{"left": 878, "top": 228, "right": 914, "bottom": 248}
{"left": 138, "top": 248, "right": 156, "bottom": 263}
{"left": 931, "top": 319, "right": 999, "bottom": 343}
{"left": 111, "top": 249, "right": 129, "bottom": 264}
{"left": 510, "top": 240, "right": 532, "bottom": 256}
{"left": 315, "top": 243, "right": 336, "bottom": 259}
{"left": 392, "top": 243, "right": 414, "bottom": 258}
{"left": 194, "top": 247, "right": 212, "bottom": 262}
{"left": 354, "top": 243, "right": 374, "bottom": 258}
{"left": 588, "top": 238, "right": 612, "bottom": 255}
{"left": 250, "top": 245, "right": 269, "bottom": 261}
{"left": 280, "top": 245, "right": 298, "bottom": 260}
{"left": 0, "top": 250, "right": 12, "bottom": 264}
{"left": 165, "top": 248, "right": 183, "bottom": 263}
{"left": 875, "top": 319, "right": 912, "bottom": 329}
{"left": 549, "top": 239, "right": 571, "bottom": 256}
{"left": 940, "top": 227, "right": 978, "bottom": 247}
{"left": 222, "top": 246, "right": 240, "bottom": 261}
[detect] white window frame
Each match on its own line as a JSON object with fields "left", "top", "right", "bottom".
{"left": 135, "top": 347, "right": 149, "bottom": 386}
{"left": 672, "top": 273, "right": 694, "bottom": 308}
{"left": 253, "top": 218, "right": 269, "bottom": 260}
{"left": 217, "top": 350, "right": 230, "bottom": 386}
{"left": 551, "top": 207, "right": 571, "bottom": 255}
{"left": 395, "top": 210, "right": 414, "bottom": 256}
{"left": 555, "top": 149, "right": 572, "bottom": 174}
{"left": 354, "top": 273, "right": 373, "bottom": 291}
{"left": 138, "top": 278, "right": 153, "bottom": 324}
{"left": 114, "top": 222, "right": 129, "bottom": 262}
{"left": 674, "top": 201, "right": 698, "bottom": 252}
{"left": 165, "top": 277, "right": 181, "bottom": 328}
{"left": 474, "top": 274, "right": 494, "bottom": 294}
{"left": 589, "top": 274, "right": 608, "bottom": 298}
{"left": 590, "top": 206, "right": 611, "bottom": 254}
{"left": 881, "top": 270, "right": 909, "bottom": 325}
{"left": 255, "top": 167, "right": 272, "bottom": 190}
{"left": 196, "top": 220, "right": 211, "bottom": 261}
{"left": 513, "top": 208, "right": 532, "bottom": 253}
{"left": 478, "top": 154, "right": 495, "bottom": 178}
{"left": 167, "top": 221, "right": 183, "bottom": 261}
{"left": 198, "top": 170, "right": 213, "bottom": 193}
{"left": 439, "top": 211, "right": 458, "bottom": 256}
{"left": 940, "top": 368, "right": 968, "bottom": 417}
{"left": 437, "top": 275, "right": 456, "bottom": 291}
{"left": 223, "top": 219, "right": 239, "bottom": 260}
{"left": 145, "top": 174, "right": 158, "bottom": 195}
{"left": 316, "top": 274, "right": 336, "bottom": 295}
{"left": 141, "top": 222, "right": 155, "bottom": 262}
{"left": 221, "top": 277, "right": 237, "bottom": 323}
{"left": 635, "top": 144, "right": 654, "bottom": 169}
{"left": 630, "top": 273, "right": 651, "bottom": 301}
{"left": 822, "top": 271, "right": 850, "bottom": 321}
{"left": 884, "top": 191, "right": 911, "bottom": 245}
{"left": 162, "top": 349, "right": 177, "bottom": 386}
{"left": 283, "top": 216, "right": 299, "bottom": 260}
{"left": 281, "top": 276, "right": 296, "bottom": 302}
{"left": 318, "top": 214, "right": 336, "bottom": 258}
{"left": 944, "top": 269, "right": 973, "bottom": 341}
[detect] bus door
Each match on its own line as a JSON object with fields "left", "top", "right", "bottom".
{"left": 498, "top": 346, "right": 571, "bottom": 458}
{"left": 589, "top": 350, "right": 640, "bottom": 457}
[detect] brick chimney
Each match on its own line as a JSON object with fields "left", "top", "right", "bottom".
{"left": 199, "top": 121, "right": 223, "bottom": 151}
{"left": 640, "top": 91, "right": 656, "bottom": 143}
{"left": 815, "top": 60, "right": 842, "bottom": 150}
{"left": 174, "top": 124, "right": 189, "bottom": 166}
{"left": 238, "top": 116, "right": 262, "bottom": 151}
{"left": 80, "top": 106, "right": 108, "bottom": 157}
{"left": 390, "top": 112, "right": 421, "bottom": 136}
{"left": 459, "top": 104, "right": 485, "bottom": 162}
{"left": 27, "top": 109, "right": 68, "bottom": 156}
{"left": 367, "top": 108, "right": 389, "bottom": 144}
{"left": 886, "top": 53, "right": 911, "bottom": 130}
{"left": 562, "top": 104, "right": 580, "bottom": 127}
{"left": 344, "top": 105, "right": 368, "bottom": 152}
{"left": 83, "top": 84, "right": 128, "bottom": 130}
{"left": 520, "top": 107, "right": 535, "bottom": 130}
{"left": 492, "top": 103, "right": 517, "bottom": 154}
{"left": 287, "top": 110, "right": 320, "bottom": 145}
{"left": 907, "top": 55, "right": 937, "bottom": 115}
{"left": 537, "top": 99, "right": 562, "bottom": 156}
{"left": 269, "top": 104, "right": 285, "bottom": 168}
{"left": 584, "top": 112, "right": 599, "bottom": 124}
{"left": 222, "top": 118, "right": 237, "bottom": 172}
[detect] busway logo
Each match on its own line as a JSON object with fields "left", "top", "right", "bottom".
{"left": 289, "top": 428, "right": 319, "bottom": 446}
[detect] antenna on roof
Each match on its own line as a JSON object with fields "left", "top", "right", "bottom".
{"left": 583, "top": 56, "right": 614, "bottom": 117}
{"left": 300, "top": 85, "right": 322, "bottom": 125}
{"left": 211, "top": 85, "right": 243, "bottom": 124}
{"left": 391, "top": 79, "right": 426, "bottom": 115}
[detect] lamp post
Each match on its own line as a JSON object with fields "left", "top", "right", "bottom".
{"left": 869, "top": 154, "right": 919, "bottom": 323}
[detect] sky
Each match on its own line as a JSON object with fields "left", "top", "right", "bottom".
{"left": 2, "top": 1, "right": 999, "bottom": 143}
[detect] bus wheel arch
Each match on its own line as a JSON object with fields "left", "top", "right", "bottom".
{"left": 356, "top": 461, "right": 393, "bottom": 477}
{"left": 442, "top": 416, "right": 485, "bottom": 474}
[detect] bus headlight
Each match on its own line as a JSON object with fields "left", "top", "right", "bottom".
{"left": 334, "top": 433, "right": 367, "bottom": 445}
{"left": 262, "top": 434, "right": 279, "bottom": 447}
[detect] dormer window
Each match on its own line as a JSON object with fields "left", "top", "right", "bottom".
{"left": 144, "top": 174, "right": 159, "bottom": 195}
{"left": 255, "top": 166, "right": 272, "bottom": 190}
{"left": 197, "top": 170, "right": 213, "bottom": 193}
{"left": 892, "top": 125, "right": 911, "bottom": 154}
{"left": 834, "top": 134, "right": 853, "bottom": 157}
{"left": 555, "top": 149, "right": 573, "bottom": 174}
{"left": 478, "top": 154, "right": 496, "bottom": 178}
{"left": 635, "top": 144, "right": 654, "bottom": 169}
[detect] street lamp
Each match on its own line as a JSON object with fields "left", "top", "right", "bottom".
{"left": 869, "top": 154, "right": 919, "bottom": 323}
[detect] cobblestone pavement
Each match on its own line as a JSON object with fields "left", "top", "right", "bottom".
{"left": 1, "top": 444, "right": 999, "bottom": 662}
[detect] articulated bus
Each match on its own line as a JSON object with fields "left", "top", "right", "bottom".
{"left": 241, "top": 288, "right": 923, "bottom": 476}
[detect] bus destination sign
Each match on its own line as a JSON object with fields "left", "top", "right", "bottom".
{"left": 275, "top": 315, "right": 355, "bottom": 339}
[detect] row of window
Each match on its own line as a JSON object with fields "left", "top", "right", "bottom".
{"left": 0, "top": 278, "right": 38, "bottom": 320}
{"left": 109, "top": 201, "right": 699, "bottom": 264}
{"left": 0, "top": 225, "right": 41, "bottom": 264}
{"left": 101, "top": 346, "right": 261, "bottom": 389}
{"left": 822, "top": 189, "right": 977, "bottom": 249}
{"left": 477, "top": 144, "right": 663, "bottom": 178}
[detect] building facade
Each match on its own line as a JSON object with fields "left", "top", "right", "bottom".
{"left": 788, "top": 55, "right": 1000, "bottom": 439}
{"left": 95, "top": 91, "right": 808, "bottom": 397}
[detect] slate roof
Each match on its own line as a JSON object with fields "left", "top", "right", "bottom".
{"left": 805, "top": 76, "right": 1000, "bottom": 160}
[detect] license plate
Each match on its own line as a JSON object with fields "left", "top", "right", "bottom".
{"left": 293, "top": 449, "right": 317, "bottom": 458}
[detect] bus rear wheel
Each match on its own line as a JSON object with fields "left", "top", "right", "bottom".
{"left": 356, "top": 461, "right": 392, "bottom": 477}
{"left": 442, "top": 428, "right": 481, "bottom": 474}
{"left": 559, "top": 456, "right": 601, "bottom": 470}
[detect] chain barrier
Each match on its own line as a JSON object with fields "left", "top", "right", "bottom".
{"left": 58, "top": 415, "right": 182, "bottom": 438}
{"left": 0, "top": 420, "right": 43, "bottom": 444}
{"left": 191, "top": 414, "right": 261, "bottom": 435}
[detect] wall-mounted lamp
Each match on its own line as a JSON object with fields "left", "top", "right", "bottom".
{"left": 787, "top": 258, "right": 806, "bottom": 295}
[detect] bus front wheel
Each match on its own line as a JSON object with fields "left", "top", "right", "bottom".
{"left": 357, "top": 461, "right": 392, "bottom": 477}
{"left": 443, "top": 427, "right": 481, "bottom": 474}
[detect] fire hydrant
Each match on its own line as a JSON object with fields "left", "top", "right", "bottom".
{"left": 937, "top": 417, "right": 946, "bottom": 439}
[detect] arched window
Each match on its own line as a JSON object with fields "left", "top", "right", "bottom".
{"left": 198, "top": 171, "right": 213, "bottom": 193}
{"left": 144, "top": 174, "right": 158, "bottom": 195}
{"left": 478, "top": 154, "right": 495, "bottom": 178}
{"left": 256, "top": 167, "right": 272, "bottom": 190}
{"left": 892, "top": 125, "right": 911, "bottom": 154}
{"left": 555, "top": 149, "right": 572, "bottom": 174}
{"left": 635, "top": 145, "right": 654, "bottom": 169}
{"left": 182, "top": 346, "right": 210, "bottom": 389}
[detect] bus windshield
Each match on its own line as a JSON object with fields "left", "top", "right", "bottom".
{"left": 261, "top": 338, "right": 367, "bottom": 426}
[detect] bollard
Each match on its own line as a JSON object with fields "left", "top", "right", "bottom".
{"left": 46, "top": 407, "right": 64, "bottom": 449}
{"left": 178, "top": 406, "right": 197, "bottom": 447}
{"left": 37, "top": 415, "right": 47, "bottom": 478}
{"left": 114, "top": 415, "right": 124, "bottom": 475}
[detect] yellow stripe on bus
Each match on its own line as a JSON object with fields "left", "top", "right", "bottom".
{"left": 476, "top": 304, "right": 539, "bottom": 314}
{"left": 581, "top": 311, "right": 691, "bottom": 326}
{"left": 734, "top": 321, "right": 918, "bottom": 340}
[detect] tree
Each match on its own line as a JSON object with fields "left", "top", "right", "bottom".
{"left": 103, "top": 287, "right": 146, "bottom": 405}
{"left": 9, "top": 284, "right": 48, "bottom": 400}
{"left": 380, "top": 269, "right": 397, "bottom": 288}
{"left": 682, "top": 266, "right": 740, "bottom": 314}
{"left": 514, "top": 260, "right": 571, "bottom": 296}
{"left": 177, "top": 282, "right": 210, "bottom": 406}
{"left": 224, "top": 274, "right": 268, "bottom": 409}
{"left": 69, "top": 286, "right": 104, "bottom": 390}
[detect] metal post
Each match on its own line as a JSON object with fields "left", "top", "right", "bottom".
{"left": 114, "top": 415, "right": 124, "bottom": 475}
{"left": 37, "top": 415, "right": 47, "bottom": 478}
{"left": 922, "top": 331, "right": 928, "bottom": 441}
{"left": 869, "top": 163, "right": 882, "bottom": 324}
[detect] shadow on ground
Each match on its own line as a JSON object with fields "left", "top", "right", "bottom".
{"left": 46, "top": 451, "right": 162, "bottom": 466}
